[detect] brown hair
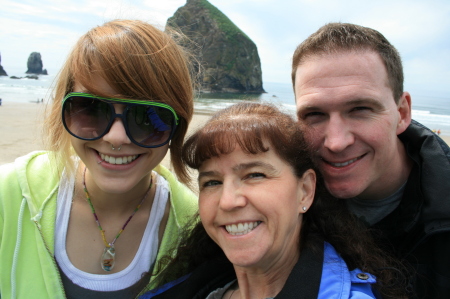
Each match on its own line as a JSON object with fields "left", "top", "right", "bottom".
{"left": 43, "top": 19, "right": 194, "bottom": 182}
{"left": 182, "top": 102, "right": 313, "bottom": 177}
{"left": 292, "top": 22, "right": 404, "bottom": 102}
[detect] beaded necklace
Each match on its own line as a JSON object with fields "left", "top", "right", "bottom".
{"left": 82, "top": 167, "right": 152, "bottom": 272}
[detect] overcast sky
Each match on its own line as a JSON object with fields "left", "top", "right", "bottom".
{"left": 1, "top": 0, "right": 449, "bottom": 98}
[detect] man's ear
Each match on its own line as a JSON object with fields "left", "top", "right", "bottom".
{"left": 297, "top": 169, "right": 316, "bottom": 213}
{"left": 396, "top": 92, "right": 412, "bottom": 135}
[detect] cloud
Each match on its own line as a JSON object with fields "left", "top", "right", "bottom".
{"left": 210, "top": 0, "right": 450, "bottom": 95}
{"left": 1, "top": 0, "right": 449, "bottom": 96}
{"left": 0, "top": 0, "right": 180, "bottom": 72}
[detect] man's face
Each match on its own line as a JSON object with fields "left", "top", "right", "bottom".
{"left": 295, "top": 51, "right": 411, "bottom": 200}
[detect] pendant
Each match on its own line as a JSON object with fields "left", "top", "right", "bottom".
{"left": 101, "top": 244, "right": 116, "bottom": 271}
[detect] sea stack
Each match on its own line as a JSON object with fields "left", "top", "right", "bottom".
{"left": 0, "top": 53, "right": 7, "bottom": 76}
{"left": 167, "top": 0, "right": 265, "bottom": 93}
{"left": 26, "top": 52, "right": 48, "bottom": 75}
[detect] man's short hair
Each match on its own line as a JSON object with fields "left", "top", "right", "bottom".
{"left": 292, "top": 22, "right": 404, "bottom": 102}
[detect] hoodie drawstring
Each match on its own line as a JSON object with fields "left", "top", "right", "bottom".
{"left": 11, "top": 197, "right": 27, "bottom": 299}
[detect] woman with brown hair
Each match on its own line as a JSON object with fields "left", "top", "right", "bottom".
{"left": 141, "top": 102, "right": 410, "bottom": 299}
{"left": 0, "top": 20, "right": 197, "bottom": 298}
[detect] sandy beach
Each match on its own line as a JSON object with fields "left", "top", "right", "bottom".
{"left": 1, "top": 102, "right": 450, "bottom": 168}
{"left": 0, "top": 102, "right": 212, "bottom": 169}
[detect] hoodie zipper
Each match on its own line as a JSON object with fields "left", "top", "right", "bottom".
{"left": 34, "top": 220, "right": 67, "bottom": 298}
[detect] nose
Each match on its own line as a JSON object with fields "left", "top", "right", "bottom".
{"left": 218, "top": 181, "right": 247, "bottom": 211}
{"left": 102, "top": 104, "right": 131, "bottom": 147}
{"left": 323, "top": 115, "right": 354, "bottom": 153}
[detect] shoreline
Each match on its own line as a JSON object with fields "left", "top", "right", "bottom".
{"left": 1, "top": 102, "right": 450, "bottom": 167}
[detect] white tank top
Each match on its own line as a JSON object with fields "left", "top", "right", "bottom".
{"left": 55, "top": 171, "right": 169, "bottom": 291}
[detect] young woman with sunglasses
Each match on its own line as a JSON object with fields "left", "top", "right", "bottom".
{"left": 0, "top": 20, "right": 197, "bottom": 298}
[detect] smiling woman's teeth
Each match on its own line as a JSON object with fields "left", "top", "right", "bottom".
{"left": 100, "top": 153, "right": 138, "bottom": 165}
{"left": 225, "top": 221, "right": 261, "bottom": 236}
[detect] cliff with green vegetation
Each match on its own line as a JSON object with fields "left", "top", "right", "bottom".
{"left": 167, "top": 0, "right": 265, "bottom": 93}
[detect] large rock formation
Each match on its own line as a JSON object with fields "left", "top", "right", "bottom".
{"left": 167, "top": 0, "right": 264, "bottom": 93}
{"left": 26, "top": 52, "right": 48, "bottom": 75}
{"left": 0, "top": 53, "right": 7, "bottom": 76}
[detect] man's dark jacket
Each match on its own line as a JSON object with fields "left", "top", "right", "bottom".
{"left": 374, "top": 120, "right": 450, "bottom": 298}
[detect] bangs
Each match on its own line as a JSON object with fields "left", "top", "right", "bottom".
{"left": 183, "top": 114, "right": 288, "bottom": 169}
{"left": 70, "top": 37, "right": 133, "bottom": 98}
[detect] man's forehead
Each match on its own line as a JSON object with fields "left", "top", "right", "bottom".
{"left": 294, "top": 52, "right": 392, "bottom": 104}
{"left": 296, "top": 48, "right": 378, "bottom": 66}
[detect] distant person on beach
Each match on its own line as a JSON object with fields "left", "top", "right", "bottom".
{"left": 0, "top": 20, "right": 197, "bottom": 298}
{"left": 139, "top": 102, "right": 409, "bottom": 299}
{"left": 292, "top": 22, "right": 450, "bottom": 298}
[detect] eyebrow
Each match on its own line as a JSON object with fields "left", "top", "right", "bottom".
{"left": 297, "top": 98, "right": 385, "bottom": 116}
{"left": 232, "top": 161, "right": 276, "bottom": 172}
{"left": 346, "top": 98, "right": 384, "bottom": 110}
{"left": 198, "top": 161, "right": 276, "bottom": 180}
{"left": 198, "top": 170, "right": 217, "bottom": 181}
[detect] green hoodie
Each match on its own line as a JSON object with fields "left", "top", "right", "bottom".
{"left": 0, "top": 151, "right": 198, "bottom": 298}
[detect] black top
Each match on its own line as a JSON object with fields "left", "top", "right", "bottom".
{"left": 58, "top": 264, "right": 150, "bottom": 299}
{"left": 145, "top": 243, "right": 324, "bottom": 299}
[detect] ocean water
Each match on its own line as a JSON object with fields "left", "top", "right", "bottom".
{"left": 1, "top": 73, "right": 449, "bottom": 136}
{"left": 196, "top": 82, "right": 450, "bottom": 136}
{"left": 0, "top": 70, "right": 57, "bottom": 104}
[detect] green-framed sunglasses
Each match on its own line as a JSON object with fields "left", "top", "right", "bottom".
{"left": 62, "top": 92, "right": 179, "bottom": 148}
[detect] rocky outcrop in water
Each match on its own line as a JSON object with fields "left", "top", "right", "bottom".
{"left": 167, "top": 0, "right": 264, "bottom": 93}
{"left": 10, "top": 75, "right": 38, "bottom": 80}
{"left": 26, "top": 52, "right": 48, "bottom": 75}
{"left": 0, "top": 53, "right": 7, "bottom": 76}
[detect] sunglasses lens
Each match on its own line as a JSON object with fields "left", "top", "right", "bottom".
{"left": 63, "top": 97, "right": 111, "bottom": 140}
{"left": 127, "top": 105, "right": 175, "bottom": 147}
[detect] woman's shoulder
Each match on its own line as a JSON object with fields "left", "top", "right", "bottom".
{"left": 154, "top": 164, "right": 198, "bottom": 208}
{"left": 320, "top": 242, "right": 377, "bottom": 298}
{"left": 1, "top": 150, "right": 52, "bottom": 168}
{"left": 0, "top": 151, "right": 60, "bottom": 214}
{"left": 0, "top": 151, "right": 55, "bottom": 181}
{"left": 0, "top": 151, "right": 60, "bottom": 192}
